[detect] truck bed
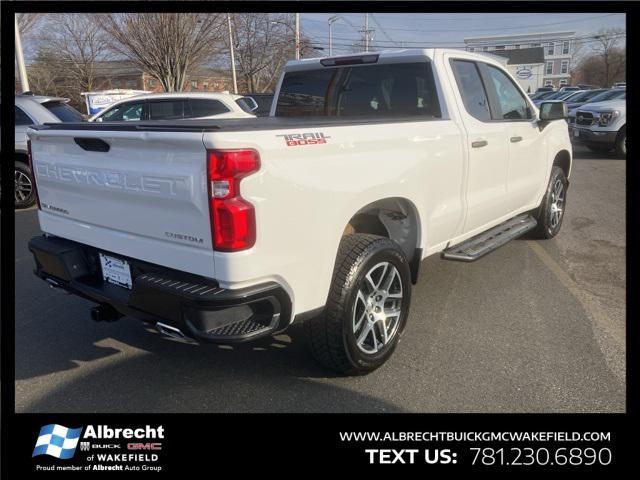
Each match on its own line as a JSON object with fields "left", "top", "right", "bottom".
{"left": 30, "top": 114, "right": 441, "bottom": 133}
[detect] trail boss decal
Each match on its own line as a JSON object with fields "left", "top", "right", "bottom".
{"left": 276, "top": 132, "right": 330, "bottom": 146}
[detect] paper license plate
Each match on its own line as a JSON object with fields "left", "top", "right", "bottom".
{"left": 573, "top": 128, "right": 580, "bottom": 137}
{"left": 99, "top": 253, "right": 132, "bottom": 289}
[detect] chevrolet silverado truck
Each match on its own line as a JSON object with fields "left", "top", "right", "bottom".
{"left": 27, "top": 49, "right": 571, "bottom": 375}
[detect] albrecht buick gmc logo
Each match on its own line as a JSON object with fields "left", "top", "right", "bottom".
{"left": 33, "top": 424, "right": 164, "bottom": 459}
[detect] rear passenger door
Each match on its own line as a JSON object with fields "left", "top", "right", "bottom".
{"left": 483, "top": 65, "right": 545, "bottom": 213}
{"left": 449, "top": 58, "right": 510, "bottom": 235}
{"left": 185, "top": 99, "right": 230, "bottom": 119}
{"left": 147, "top": 100, "right": 187, "bottom": 120}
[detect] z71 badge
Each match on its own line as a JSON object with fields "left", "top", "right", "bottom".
{"left": 276, "top": 132, "right": 330, "bottom": 146}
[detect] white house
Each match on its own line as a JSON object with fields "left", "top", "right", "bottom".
{"left": 464, "top": 31, "right": 576, "bottom": 88}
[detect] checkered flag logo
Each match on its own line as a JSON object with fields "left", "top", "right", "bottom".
{"left": 32, "top": 424, "right": 83, "bottom": 459}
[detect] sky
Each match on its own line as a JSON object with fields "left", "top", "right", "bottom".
{"left": 298, "top": 12, "right": 626, "bottom": 54}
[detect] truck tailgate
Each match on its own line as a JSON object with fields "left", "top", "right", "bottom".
{"left": 29, "top": 128, "right": 215, "bottom": 278}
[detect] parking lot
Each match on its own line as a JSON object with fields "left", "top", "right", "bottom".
{"left": 13, "top": 145, "right": 625, "bottom": 413}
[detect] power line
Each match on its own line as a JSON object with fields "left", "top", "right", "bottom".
{"left": 302, "top": 13, "right": 622, "bottom": 34}
{"left": 306, "top": 34, "right": 626, "bottom": 51}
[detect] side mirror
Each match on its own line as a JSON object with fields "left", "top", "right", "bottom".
{"left": 539, "top": 101, "right": 567, "bottom": 121}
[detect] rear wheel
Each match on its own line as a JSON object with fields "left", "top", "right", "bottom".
{"left": 14, "top": 161, "right": 36, "bottom": 209}
{"left": 306, "top": 233, "right": 412, "bottom": 375}
{"left": 531, "top": 166, "right": 568, "bottom": 239}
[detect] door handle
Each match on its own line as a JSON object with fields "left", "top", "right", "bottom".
{"left": 471, "top": 140, "right": 488, "bottom": 148}
{"left": 510, "top": 136, "right": 523, "bottom": 143}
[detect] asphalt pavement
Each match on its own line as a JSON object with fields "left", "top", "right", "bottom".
{"left": 13, "top": 145, "right": 626, "bottom": 413}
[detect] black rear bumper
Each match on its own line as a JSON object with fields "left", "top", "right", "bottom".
{"left": 28, "top": 235, "right": 291, "bottom": 343}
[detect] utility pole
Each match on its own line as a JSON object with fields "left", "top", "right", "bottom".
{"left": 227, "top": 13, "right": 238, "bottom": 94}
{"left": 15, "top": 15, "right": 30, "bottom": 92}
{"left": 359, "top": 13, "right": 374, "bottom": 53}
{"left": 364, "top": 13, "right": 369, "bottom": 52}
{"left": 295, "top": 13, "right": 300, "bottom": 60}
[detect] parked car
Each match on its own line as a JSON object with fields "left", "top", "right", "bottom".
{"left": 558, "top": 86, "right": 580, "bottom": 93}
{"left": 12, "top": 93, "right": 84, "bottom": 209}
{"left": 567, "top": 89, "right": 626, "bottom": 125}
{"left": 535, "top": 86, "right": 555, "bottom": 94}
{"left": 570, "top": 98, "right": 626, "bottom": 156}
{"left": 90, "top": 92, "right": 258, "bottom": 122}
{"left": 563, "top": 88, "right": 608, "bottom": 110}
{"left": 532, "top": 90, "right": 581, "bottom": 106}
{"left": 530, "top": 90, "right": 559, "bottom": 102}
{"left": 612, "top": 82, "right": 626, "bottom": 89}
{"left": 27, "top": 49, "right": 571, "bottom": 375}
{"left": 577, "top": 84, "right": 594, "bottom": 90}
{"left": 244, "top": 93, "right": 275, "bottom": 117}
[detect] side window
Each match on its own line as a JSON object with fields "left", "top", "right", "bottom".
{"left": 148, "top": 100, "right": 185, "bottom": 120}
{"left": 186, "top": 99, "right": 230, "bottom": 118}
{"left": 276, "top": 69, "right": 336, "bottom": 116}
{"left": 486, "top": 66, "right": 532, "bottom": 120}
{"left": 450, "top": 60, "right": 491, "bottom": 121}
{"left": 101, "top": 102, "right": 144, "bottom": 121}
{"left": 15, "top": 106, "right": 33, "bottom": 126}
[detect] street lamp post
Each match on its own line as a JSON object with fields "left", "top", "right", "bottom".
{"left": 227, "top": 13, "right": 238, "bottom": 94}
{"left": 15, "top": 15, "right": 30, "bottom": 92}
{"left": 328, "top": 15, "right": 340, "bottom": 56}
{"left": 271, "top": 15, "right": 301, "bottom": 60}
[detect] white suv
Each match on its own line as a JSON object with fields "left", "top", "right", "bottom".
{"left": 90, "top": 92, "right": 258, "bottom": 122}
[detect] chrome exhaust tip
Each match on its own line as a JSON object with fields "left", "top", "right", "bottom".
{"left": 156, "top": 322, "right": 196, "bottom": 343}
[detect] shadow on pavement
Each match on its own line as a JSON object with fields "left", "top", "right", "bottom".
{"left": 19, "top": 319, "right": 407, "bottom": 413}
{"left": 571, "top": 144, "right": 623, "bottom": 161}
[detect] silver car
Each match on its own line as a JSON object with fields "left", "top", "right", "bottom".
{"left": 13, "top": 94, "right": 84, "bottom": 208}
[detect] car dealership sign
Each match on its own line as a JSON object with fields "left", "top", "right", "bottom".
{"left": 82, "top": 89, "right": 149, "bottom": 115}
{"left": 516, "top": 66, "right": 533, "bottom": 80}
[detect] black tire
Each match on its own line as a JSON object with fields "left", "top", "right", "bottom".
{"left": 614, "top": 127, "right": 626, "bottom": 158}
{"left": 14, "top": 161, "right": 36, "bottom": 209}
{"left": 531, "top": 166, "right": 568, "bottom": 239}
{"left": 586, "top": 144, "right": 613, "bottom": 154}
{"left": 306, "top": 233, "right": 412, "bottom": 375}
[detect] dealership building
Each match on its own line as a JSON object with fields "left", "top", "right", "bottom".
{"left": 464, "top": 31, "right": 576, "bottom": 88}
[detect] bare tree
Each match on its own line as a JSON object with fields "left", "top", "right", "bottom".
{"left": 99, "top": 13, "right": 226, "bottom": 92}
{"left": 591, "top": 28, "right": 626, "bottom": 87}
{"left": 16, "top": 13, "right": 42, "bottom": 36}
{"left": 229, "top": 13, "right": 313, "bottom": 93}
{"left": 34, "top": 14, "right": 112, "bottom": 102}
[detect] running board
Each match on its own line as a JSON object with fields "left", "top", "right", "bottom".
{"left": 442, "top": 214, "right": 537, "bottom": 262}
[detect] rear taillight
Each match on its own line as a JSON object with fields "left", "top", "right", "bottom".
{"left": 207, "top": 149, "right": 260, "bottom": 251}
{"left": 27, "top": 139, "right": 41, "bottom": 209}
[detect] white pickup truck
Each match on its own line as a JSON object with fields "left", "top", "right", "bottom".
{"left": 27, "top": 49, "right": 571, "bottom": 375}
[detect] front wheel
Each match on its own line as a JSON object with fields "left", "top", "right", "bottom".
{"left": 531, "top": 166, "right": 568, "bottom": 239}
{"left": 615, "top": 128, "right": 626, "bottom": 158}
{"left": 306, "top": 233, "right": 412, "bottom": 375}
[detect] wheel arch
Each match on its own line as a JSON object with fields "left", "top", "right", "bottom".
{"left": 553, "top": 149, "right": 572, "bottom": 180}
{"left": 342, "top": 197, "right": 422, "bottom": 284}
{"left": 15, "top": 150, "right": 29, "bottom": 164}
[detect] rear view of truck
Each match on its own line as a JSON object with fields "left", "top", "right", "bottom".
{"left": 28, "top": 124, "right": 291, "bottom": 344}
